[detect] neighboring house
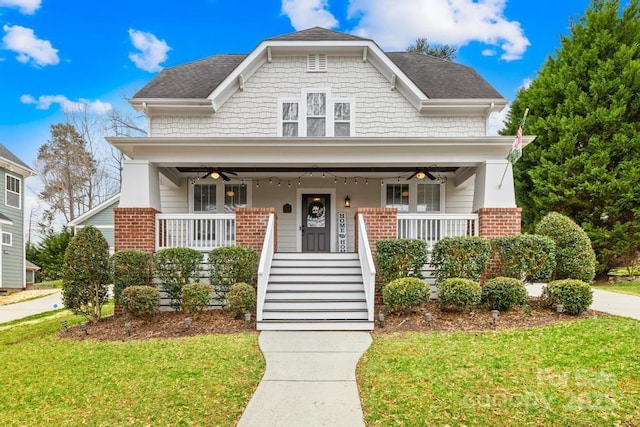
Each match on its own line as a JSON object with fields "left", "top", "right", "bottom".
{"left": 106, "top": 27, "right": 532, "bottom": 330}
{"left": 68, "top": 194, "right": 119, "bottom": 253}
{"left": 0, "top": 144, "right": 36, "bottom": 290}
{"left": 25, "top": 260, "right": 40, "bottom": 289}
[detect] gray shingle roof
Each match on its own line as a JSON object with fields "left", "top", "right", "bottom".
{"left": 266, "top": 26, "right": 369, "bottom": 42}
{"left": 0, "top": 212, "right": 12, "bottom": 224}
{"left": 0, "top": 144, "right": 33, "bottom": 172}
{"left": 386, "top": 52, "right": 503, "bottom": 99}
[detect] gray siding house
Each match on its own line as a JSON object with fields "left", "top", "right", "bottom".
{"left": 68, "top": 194, "right": 119, "bottom": 253}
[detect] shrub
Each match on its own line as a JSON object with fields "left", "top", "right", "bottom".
{"left": 227, "top": 282, "right": 257, "bottom": 318}
{"left": 481, "top": 277, "right": 529, "bottom": 311}
{"left": 382, "top": 277, "right": 430, "bottom": 313}
{"left": 542, "top": 279, "right": 593, "bottom": 315}
{"left": 209, "top": 246, "right": 259, "bottom": 298}
{"left": 431, "top": 237, "right": 491, "bottom": 283}
{"left": 376, "top": 239, "right": 428, "bottom": 284}
{"left": 154, "top": 248, "right": 203, "bottom": 310}
{"left": 182, "top": 283, "right": 213, "bottom": 313}
{"left": 438, "top": 278, "right": 481, "bottom": 311}
{"left": 491, "top": 235, "right": 556, "bottom": 282}
{"left": 62, "top": 226, "right": 111, "bottom": 322}
{"left": 111, "top": 250, "right": 154, "bottom": 306}
{"left": 535, "top": 212, "right": 596, "bottom": 282}
{"left": 121, "top": 285, "right": 159, "bottom": 318}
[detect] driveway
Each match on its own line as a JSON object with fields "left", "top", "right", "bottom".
{"left": 0, "top": 290, "right": 64, "bottom": 324}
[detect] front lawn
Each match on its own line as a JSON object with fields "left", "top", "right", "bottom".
{"left": 593, "top": 281, "right": 640, "bottom": 296}
{"left": 358, "top": 317, "right": 640, "bottom": 426}
{"left": 0, "top": 309, "right": 264, "bottom": 426}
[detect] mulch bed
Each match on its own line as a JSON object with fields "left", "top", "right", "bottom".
{"left": 59, "top": 298, "right": 607, "bottom": 342}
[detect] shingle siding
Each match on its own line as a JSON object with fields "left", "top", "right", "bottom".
{"left": 0, "top": 169, "right": 24, "bottom": 288}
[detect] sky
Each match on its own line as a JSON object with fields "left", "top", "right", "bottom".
{"left": 0, "top": 0, "right": 605, "bottom": 226}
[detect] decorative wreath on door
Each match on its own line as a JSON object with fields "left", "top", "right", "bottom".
{"left": 307, "top": 200, "right": 325, "bottom": 218}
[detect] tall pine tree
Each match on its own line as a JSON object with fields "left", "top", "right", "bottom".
{"left": 503, "top": 0, "right": 640, "bottom": 273}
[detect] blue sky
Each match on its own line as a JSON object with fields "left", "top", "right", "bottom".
{"left": 0, "top": 0, "right": 601, "bottom": 177}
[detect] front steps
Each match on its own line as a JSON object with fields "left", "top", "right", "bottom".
{"left": 258, "top": 253, "right": 374, "bottom": 331}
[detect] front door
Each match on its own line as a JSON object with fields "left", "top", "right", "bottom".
{"left": 302, "top": 194, "right": 331, "bottom": 252}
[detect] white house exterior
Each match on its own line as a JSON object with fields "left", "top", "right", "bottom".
{"left": 108, "top": 27, "right": 531, "bottom": 330}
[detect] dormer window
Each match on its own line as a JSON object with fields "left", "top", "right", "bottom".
{"left": 307, "top": 54, "right": 327, "bottom": 72}
{"left": 278, "top": 90, "right": 354, "bottom": 137}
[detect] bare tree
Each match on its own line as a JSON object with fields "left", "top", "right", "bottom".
{"left": 407, "top": 37, "right": 457, "bottom": 61}
{"left": 105, "top": 108, "right": 147, "bottom": 184}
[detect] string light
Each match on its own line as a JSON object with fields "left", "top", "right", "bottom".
{"left": 344, "top": 178, "right": 347, "bottom": 185}
{"left": 354, "top": 178, "right": 358, "bottom": 185}
{"left": 256, "top": 181, "right": 260, "bottom": 188}
{"left": 322, "top": 173, "right": 325, "bottom": 179}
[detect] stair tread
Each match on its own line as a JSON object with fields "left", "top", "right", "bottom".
{"left": 263, "top": 308, "right": 368, "bottom": 312}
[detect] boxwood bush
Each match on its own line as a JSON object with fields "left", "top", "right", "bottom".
{"left": 438, "top": 278, "right": 481, "bottom": 311}
{"left": 121, "top": 285, "right": 159, "bottom": 318}
{"left": 491, "top": 235, "right": 556, "bottom": 282}
{"left": 182, "top": 283, "right": 213, "bottom": 313}
{"left": 209, "top": 246, "right": 259, "bottom": 297}
{"left": 382, "top": 277, "right": 430, "bottom": 313}
{"left": 154, "top": 248, "right": 203, "bottom": 310}
{"left": 481, "top": 277, "right": 529, "bottom": 311}
{"left": 535, "top": 212, "right": 596, "bottom": 282}
{"left": 227, "top": 282, "right": 257, "bottom": 318}
{"left": 431, "top": 237, "right": 491, "bottom": 283}
{"left": 542, "top": 279, "right": 593, "bottom": 315}
{"left": 376, "top": 239, "right": 428, "bottom": 284}
{"left": 111, "top": 250, "right": 154, "bottom": 306}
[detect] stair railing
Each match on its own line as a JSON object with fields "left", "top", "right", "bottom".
{"left": 256, "top": 213, "right": 275, "bottom": 322}
{"left": 357, "top": 213, "right": 376, "bottom": 322}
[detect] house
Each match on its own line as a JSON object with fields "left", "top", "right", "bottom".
{"left": 25, "top": 260, "right": 40, "bottom": 289}
{"left": 0, "top": 144, "right": 36, "bottom": 290}
{"left": 68, "top": 194, "right": 119, "bottom": 253}
{"left": 107, "top": 27, "right": 532, "bottom": 330}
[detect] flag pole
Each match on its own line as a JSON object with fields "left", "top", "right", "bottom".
{"left": 499, "top": 108, "right": 529, "bottom": 189}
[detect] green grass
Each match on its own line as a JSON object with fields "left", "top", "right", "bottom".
{"left": 358, "top": 317, "right": 640, "bottom": 426}
{"left": 593, "top": 281, "right": 640, "bottom": 296}
{"left": 609, "top": 266, "right": 640, "bottom": 277}
{"left": 0, "top": 308, "right": 264, "bottom": 426}
{"left": 34, "top": 279, "right": 63, "bottom": 288}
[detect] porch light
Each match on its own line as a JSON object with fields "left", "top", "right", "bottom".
{"left": 416, "top": 171, "right": 426, "bottom": 180}
{"left": 210, "top": 172, "right": 220, "bottom": 180}
{"left": 344, "top": 196, "right": 351, "bottom": 207}
{"left": 226, "top": 190, "right": 235, "bottom": 197}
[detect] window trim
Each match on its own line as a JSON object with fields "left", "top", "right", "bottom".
{"left": 381, "top": 180, "right": 446, "bottom": 213}
{"left": 278, "top": 89, "right": 355, "bottom": 137}
{"left": 189, "top": 179, "right": 252, "bottom": 214}
{"left": 5, "top": 173, "right": 21, "bottom": 210}
{"left": 2, "top": 231, "right": 12, "bottom": 246}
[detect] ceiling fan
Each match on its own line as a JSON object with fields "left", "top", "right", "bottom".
{"left": 199, "top": 169, "right": 238, "bottom": 182}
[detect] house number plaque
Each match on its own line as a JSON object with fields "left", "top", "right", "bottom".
{"left": 338, "top": 212, "right": 347, "bottom": 253}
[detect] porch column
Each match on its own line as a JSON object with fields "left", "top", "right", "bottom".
{"left": 355, "top": 207, "right": 398, "bottom": 257}
{"left": 114, "top": 160, "right": 161, "bottom": 253}
{"left": 235, "top": 207, "right": 277, "bottom": 256}
{"left": 472, "top": 160, "right": 522, "bottom": 238}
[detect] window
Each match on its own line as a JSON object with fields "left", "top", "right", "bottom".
{"left": 385, "top": 184, "right": 409, "bottom": 212}
{"left": 307, "top": 54, "right": 327, "bottom": 72}
{"left": 278, "top": 90, "right": 354, "bottom": 137}
{"left": 383, "top": 182, "right": 444, "bottom": 213}
{"left": 193, "top": 184, "right": 217, "bottom": 212}
{"left": 2, "top": 232, "right": 12, "bottom": 246}
{"left": 224, "top": 184, "right": 247, "bottom": 212}
{"left": 282, "top": 102, "right": 299, "bottom": 137}
{"left": 5, "top": 174, "right": 20, "bottom": 209}
{"left": 334, "top": 103, "right": 351, "bottom": 137}
{"left": 417, "top": 183, "right": 441, "bottom": 212}
{"left": 306, "top": 93, "right": 326, "bottom": 137}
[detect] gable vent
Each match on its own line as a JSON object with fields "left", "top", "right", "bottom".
{"left": 307, "top": 53, "right": 327, "bottom": 72}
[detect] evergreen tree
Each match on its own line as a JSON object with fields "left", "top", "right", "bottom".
{"left": 503, "top": 0, "right": 640, "bottom": 273}
{"left": 407, "top": 37, "right": 457, "bottom": 60}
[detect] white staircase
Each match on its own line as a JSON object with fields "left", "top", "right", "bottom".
{"left": 257, "top": 253, "right": 374, "bottom": 331}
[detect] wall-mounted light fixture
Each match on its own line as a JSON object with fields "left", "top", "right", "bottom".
{"left": 344, "top": 195, "right": 351, "bottom": 208}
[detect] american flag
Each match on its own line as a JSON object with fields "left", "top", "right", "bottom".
{"left": 507, "top": 108, "right": 528, "bottom": 164}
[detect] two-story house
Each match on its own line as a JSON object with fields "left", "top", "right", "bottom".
{"left": 107, "top": 27, "right": 532, "bottom": 330}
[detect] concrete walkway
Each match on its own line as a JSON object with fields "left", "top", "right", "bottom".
{"left": 527, "top": 283, "right": 640, "bottom": 320}
{"left": 237, "top": 331, "right": 372, "bottom": 427}
{"left": 0, "top": 290, "right": 64, "bottom": 324}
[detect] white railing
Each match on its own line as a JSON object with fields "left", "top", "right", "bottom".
{"left": 357, "top": 214, "right": 376, "bottom": 322}
{"left": 397, "top": 213, "right": 479, "bottom": 249}
{"left": 256, "top": 213, "right": 275, "bottom": 322}
{"left": 156, "top": 214, "right": 236, "bottom": 251}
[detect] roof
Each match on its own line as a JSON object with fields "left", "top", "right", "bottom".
{"left": 68, "top": 193, "right": 120, "bottom": 226}
{"left": 0, "top": 212, "right": 12, "bottom": 225}
{"left": 266, "top": 26, "right": 369, "bottom": 42}
{"left": 26, "top": 260, "right": 40, "bottom": 271}
{"left": 0, "top": 144, "right": 35, "bottom": 175}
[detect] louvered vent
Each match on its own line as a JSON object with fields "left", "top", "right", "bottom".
{"left": 307, "top": 53, "right": 327, "bottom": 72}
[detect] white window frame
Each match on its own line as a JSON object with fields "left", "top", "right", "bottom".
{"left": 189, "top": 179, "right": 252, "bottom": 214}
{"left": 278, "top": 89, "right": 355, "bottom": 137}
{"left": 2, "top": 231, "right": 12, "bottom": 246}
{"left": 381, "top": 180, "right": 446, "bottom": 213}
{"left": 5, "top": 174, "right": 21, "bottom": 210}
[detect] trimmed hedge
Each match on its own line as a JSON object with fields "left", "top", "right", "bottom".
{"left": 121, "top": 285, "right": 159, "bottom": 318}
{"left": 209, "top": 246, "right": 259, "bottom": 296}
{"left": 431, "top": 237, "right": 491, "bottom": 283}
{"left": 111, "top": 250, "right": 154, "bottom": 306}
{"left": 154, "top": 248, "right": 203, "bottom": 310}
{"left": 227, "top": 282, "right": 257, "bottom": 318}
{"left": 438, "top": 278, "right": 481, "bottom": 311}
{"left": 481, "top": 277, "right": 529, "bottom": 311}
{"left": 535, "top": 212, "right": 596, "bottom": 283}
{"left": 382, "top": 277, "right": 430, "bottom": 313}
{"left": 491, "top": 235, "right": 556, "bottom": 282}
{"left": 542, "top": 279, "right": 593, "bottom": 315}
{"left": 376, "top": 239, "right": 428, "bottom": 284}
{"left": 182, "top": 283, "right": 213, "bottom": 313}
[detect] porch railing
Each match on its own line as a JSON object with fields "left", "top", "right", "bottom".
{"left": 256, "top": 213, "right": 275, "bottom": 322}
{"left": 357, "top": 213, "right": 376, "bottom": 322}
{"left": 156, "top": 214, "right": 236, "bottom": 251}
{"left": 397, "top": 213, "right": 479, "bottom": 249}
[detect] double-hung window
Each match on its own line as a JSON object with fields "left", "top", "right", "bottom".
{"left": 2, "top": 232, "right": 12, "bottom": 246}
{"left": 383, "top": 181, "right": 444, "bottom": 213}
{"left": 279, "top": 90, "right": 354, "bottom": 137}
{"left": 5, "top": 174, "right": 20, "bottom": 209}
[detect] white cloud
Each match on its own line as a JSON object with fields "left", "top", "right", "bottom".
{"left": 128, "top": 29, "right": 170, "bottom": 72}
{"left": 347, "top": 0, "right": 530, "bottom": 61}
{"left": 487, "top": 103, "right": 510, "bottom": 136}
{"left": 0, "top": 0, "right": 41, "bottom": 14}
{"left": 520, "top": 77, "right": 532, "bottom": 90}
{"left": 21, "top": 94, "right": 113, "bottom": 114}
{"left": 282, "top": 0, "right": 339, "bottom": 30}
{"left": 481, "top": 49, "right": 497, "bottom": 57}
{"left": 2, "top": 24, "right": 59, "bottom": 66}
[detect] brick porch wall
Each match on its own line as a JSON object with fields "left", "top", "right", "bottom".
{"left": 355, "top": 207, "right": 398, "bottom": 258}
{"left": 114, "top": 208, "right": 159, "bottom": 253}
{"left": 478, "top": 207, "right": 522, "bottom": 239}
{"left": 235, "top": 207, "right": 277, "bottom": 256}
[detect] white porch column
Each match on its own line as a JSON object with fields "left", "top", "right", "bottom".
{"left": 120, "top": 160, "right": 161, "bottom": 211}
{"left": 472, "top": 160, "right": 516, "bottom": 212}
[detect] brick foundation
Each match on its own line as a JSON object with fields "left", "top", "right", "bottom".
{"left": 235, "top": 207, "right": 277, "bottom": 256}
{"left": 114, "top": 207, "right": 159, "bottom": 253}
{"left": 478, "top": 207, "right": 522, "bottom": 239}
